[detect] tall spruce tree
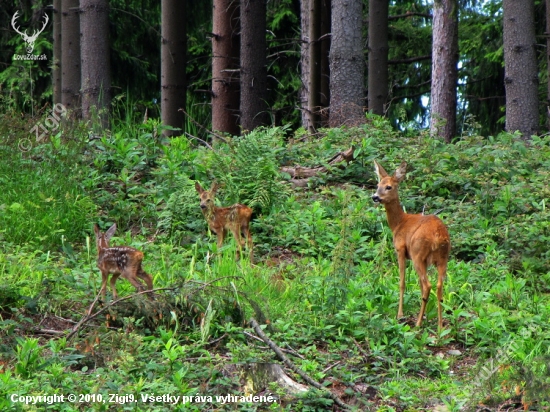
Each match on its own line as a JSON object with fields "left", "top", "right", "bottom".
{"left": 329, "top": 0, "right": 365, "bottom": 127}
{"left": 212, "top": 0, "right": 240, "bottom": 136}
{"left": 161, "top": 0, "right": 187, "bottom": 135}
{"left": 430, "top": 0, "right": 458, "bottom": 142}
{"left": 80, "top": 0, "right": 111, "bottom": 128}
{"left": 240, "top": 0, "right": 269, "bottom": 130}
{"left": 503, "top": 0, "right": 539, "bottom": 138}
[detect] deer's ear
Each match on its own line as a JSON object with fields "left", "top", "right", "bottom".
{"left": 374, "top": 160, "right": 388, "bottom": 181}
{"left": 394, "top": 162, "right": 407, "bottom": 182}
{"left": 195, "top": 181, "right": 204, "bottom": 194}
{"left": 93, "top": 224, "right": 100, "bottom": 236}
{"left": 210, "top": 182, "right": 219, "bottom": 194}
{"left": 105, "top": 224, "right": 117, "bottom": 241}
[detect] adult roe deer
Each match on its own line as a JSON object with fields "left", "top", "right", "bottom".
{"left": 195, "top": 181, "right": 254, "bottom": 263}
{"left": 372, "top": 161, "right": 450, "bottom": 330}
{"left": 94, "top": 224, "right": 154, "bottom": 301}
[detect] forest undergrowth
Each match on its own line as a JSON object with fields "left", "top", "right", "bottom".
{"left": 1, "top": 111, "right": 549, "bottom": 411}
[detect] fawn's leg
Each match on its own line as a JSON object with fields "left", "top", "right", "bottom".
{"left": 242, "top": 224, "right": 253, "bottom": 263}
{"left": 109, "top": 273, "right": 121, "bottom": 300}
{"left": 230, "top": 226, "right": 243, "bottom": 260}
{"left": 137, "top": 267, "right": 153, "bottom": 291}
{"left": 122, "top": 264, "right": 149, "bottom": 294}
{"left": 100, "top": 271, "right": 109, "bottom": 301}
{"left": 137, "top": 266, "right": 155, "bottom": 300}
{"left": 216, "top": 228, "right": 226, "bottom": 250}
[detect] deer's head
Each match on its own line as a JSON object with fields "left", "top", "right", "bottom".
{"left": 195, "top": 182, "right": 219, "bottom": 212}
{"left": 94, "top": 224, "right": 117, "bottom": 253}
{"left": 372, "top": 161, "right": 407, "bottom": 205}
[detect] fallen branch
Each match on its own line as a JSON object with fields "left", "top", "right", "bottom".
{"left": 238, "top": 363, "right": 308, "bottom": 395}
{"left": 67, "top": 287, "right": 176, "bottom": 340}
{"left": 281, "top": 147, "right": 355, "bottom": 185}
{"left": 32, "top": 328, "right": 65, "bottom": 336}
{"left": 178, "top": 108, "right": 230, "bottom": 144}
{"left": 243, "top": 331, "right": 305, "bottom": 358}
{"left": 249, "top": 318, "right": 350, "bottom": 410}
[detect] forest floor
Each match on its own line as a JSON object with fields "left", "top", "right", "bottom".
{"left": 1, "top": 114, "right": 549, "bottom": 411}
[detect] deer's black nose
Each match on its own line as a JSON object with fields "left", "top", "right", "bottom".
{"left": 372, "top": 195, "right": 381, "bottom": 203}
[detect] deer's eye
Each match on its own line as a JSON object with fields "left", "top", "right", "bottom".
{"left": 385, "top": 185, "right": 392, "bottom": 190}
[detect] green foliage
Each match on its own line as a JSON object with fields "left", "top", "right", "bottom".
{"left": 0, "top": 132, "right": 95, "bottom": 248}
{"left": 157, "top": 174, "right": 204, "bottom": 245}
{"left": 386, "top": 2, "right": 433, "bottom": 129}
{"left": 207, "top": 127, "right": 289, "bottom": 213}
{"left": 1, "top": 116, "right": 550, "bottom": 410}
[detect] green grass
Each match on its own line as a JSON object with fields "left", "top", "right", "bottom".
{"left": 1, "top": 112, "right": 550, "bottom": 411}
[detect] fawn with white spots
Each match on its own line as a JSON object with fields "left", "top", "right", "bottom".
{"left": 195, "top": 182, "right": 254, "bottom": 263}
{"left": 94, "top": 224, "right": 154, "bottom": 301}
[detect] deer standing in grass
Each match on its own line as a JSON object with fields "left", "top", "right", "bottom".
{"left": 94, "top": 224, "right": 154, "bottom": 301}
{"left": 195, "top": 182, "right": 254, "bottom": 263}
{"left": 372, "top": 161, "right": 450, "bottom": 330}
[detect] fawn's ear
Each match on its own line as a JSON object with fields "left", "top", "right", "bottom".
{"left": 210, "top": 182, "right": 219, "bottom": 194}
{"left": 195, "top": 181, "right": 204, "bottom": 194}
{"left": 105, "top": 224, "right": 117, "bottom": 241}
{"left": 93, "top": 224, "right": 100, "bottom": 237}
{"left": 394, "top": 162, "right": 407, "bottom": 182}
{"left": 374, "top": 160, "right": 388, "bottom": 181}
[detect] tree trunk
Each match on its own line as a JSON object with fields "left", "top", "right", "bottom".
{"left": 300, "top": 0, "right": 310, "bottom": 130}
{"left": 53, "top": 0, "right": 62, "bottom": 105}
{"left": 329, "top": 0, "right": 365, "bottom": 127}
{"left": 367, "top": 0, "right": 389, "bottom": 116}
{"left": 546, "top": 0, "right": 550, "bottom": 130}
{"left": 161, "top": 0, "right": 187, "bottom": 136}
{"left": 240, "top": 0, "right": 269, "bottom": 131}
{"left": 80, "top": 0, "right": 111, "bottom": 129}
{"left": 308, "top": 0, "right": 322, "bottom": 132}
{"left": 319, "top": 0, "right": 330, "bottom": 125}
{"left": 212, "top": 0, "right": 240, "bottom": 136}
{"left": 61, "top": 0, "right": 81, "bottom": 115}
{"left": 503, "top": 0, "right": 539, "bottom": 139}
{"left": 430, "top": 0, "right": 458, "bottom": 143}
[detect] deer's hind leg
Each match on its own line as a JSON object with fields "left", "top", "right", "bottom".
{"left": 137, "top": 266, "right": 155, "bottom": 300}
{"left": 137, "top": 266, "right": 153, "bottom": 291}
{"left": 241, "top": 223, "right": 253, "bottom": 263}
{"left": 436, "top": 261, "right": 447, "bottom": 331}
{"left": 229, "top": 224, "right": 244, "bottom": 260}
{"left": 413, "top": 259, "right": 431, "bottom": 328}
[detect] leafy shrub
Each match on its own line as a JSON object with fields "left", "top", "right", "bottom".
{"left": 207, "top": 126, "right": 289, "bottom": 213}
{"left": 0, "top": 137, "right": 96, "bottom": 248}
{"left": 157, "top": 174, "right": 204, "bottom": 245}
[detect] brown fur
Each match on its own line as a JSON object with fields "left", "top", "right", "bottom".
{"left": 372, "top": 161, "right": 450, "bottom": 330}
{"left": 195, "top": 182, "right": 254, "bottom": 263}
{"left": 94, "top": 224, "right": 154, "bottom": 301}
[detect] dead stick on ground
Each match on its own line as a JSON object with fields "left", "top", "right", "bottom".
{"left": 249, "top": 318, "right": 350, "bottom": 410}
{"left": 67, "top": 287, "right": 176, "bottom": 340}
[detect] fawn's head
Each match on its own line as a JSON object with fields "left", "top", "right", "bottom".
{"left": 372, "top": 161, "right": 407, "bottom": 205}
{"left": 94, "top": 223, "right": 117, "bottom": 252}
{"left": 195, "top": 181, "right": 219, "bottom": 211}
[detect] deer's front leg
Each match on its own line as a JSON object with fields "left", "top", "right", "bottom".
{"left": 216, "top": 228, "right": 226, "bottom": 249}
{"left": 100, "top": 271, "right": 109, "bottom": 301}
{"left": 396, "top": 249, "right": 407, "bottom": 319}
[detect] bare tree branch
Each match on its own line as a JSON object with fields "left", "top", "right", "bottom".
{"left": 249, "top": 318, "right": 350, "bottom": 410}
